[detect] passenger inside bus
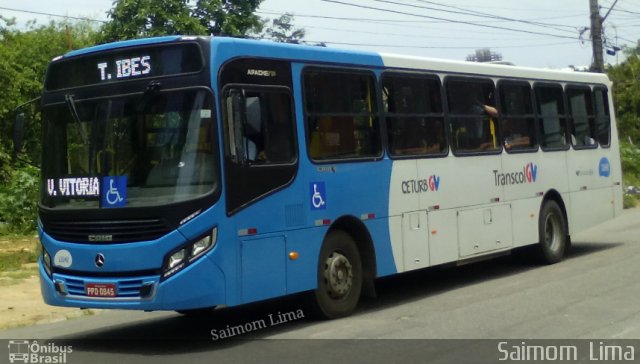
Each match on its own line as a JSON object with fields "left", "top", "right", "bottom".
{"left": 472, "top": 96, "right": 498, "bottom": 151}
{"left": 448, "top": 81, "right": 499, "bottom": 152}
{"left": 499, "top": 87, "right": 535, "bottom": 151}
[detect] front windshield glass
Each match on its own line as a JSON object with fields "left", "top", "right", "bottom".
{"left": 41, "top": 88, "right": 218, "bottom": 209}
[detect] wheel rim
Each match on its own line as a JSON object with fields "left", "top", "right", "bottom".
{"left": 323, "top": 251, "right": 353, "bottom": 299}
{"left": 544, "top": 212, "right": 562, "bottom": 252}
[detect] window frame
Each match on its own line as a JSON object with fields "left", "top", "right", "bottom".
{"left": 221, "top": 83, "right": 299, "bottom": 167}
{"left": 302, "top": 66, "right": 383, "bottom": 164}
{"left": 497, "top": 79, "right": 539, "bottom": 154}
{"left": 444, "top": 76, "right": 501, "bottom": 156}
{"left": 533, "top": 82, "right": 570, "bottom": 152}
{"left": 381, "top": 71, "right": 448, "bottom": 159}
{"left": 593, "top": 85, "right": 611, "bottom": 148}
{"left": 220, "top": 83, "right": 299, "bottom": 215}
{"left": 566, "top": 84, "right": 598, "bottom": 150}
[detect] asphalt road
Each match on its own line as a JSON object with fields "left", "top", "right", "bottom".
{"left": 1, "top": 208, "right": 639, "bottom": 363}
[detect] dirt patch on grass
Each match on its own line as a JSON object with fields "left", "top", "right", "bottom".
{"left": 0, "top": 235, "right": 101, "bottom": 330}
{"left": 0, "top": 274, "right": 98, "bottom": 330}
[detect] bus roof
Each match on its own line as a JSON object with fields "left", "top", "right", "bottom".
{"left": 63, "top": 35, "right": 183, "bottom": 58}
{"left": 58, "top": 35, "right": 611, "bottom": 87}
{"left": 210, "top": 37, "right": 611, "bottom": 86}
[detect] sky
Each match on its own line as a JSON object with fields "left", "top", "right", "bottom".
{"left": 0, "top": 0, "right": 638, "bottom": 69}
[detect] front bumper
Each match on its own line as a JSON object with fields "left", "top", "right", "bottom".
{"left": 39, "top": 253, "right": 226, "bottom": 311}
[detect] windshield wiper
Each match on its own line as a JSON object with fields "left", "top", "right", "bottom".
{"left": 65, "top": 94, "right": 89, "bottom": 145}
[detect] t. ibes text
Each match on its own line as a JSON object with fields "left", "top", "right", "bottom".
{"left": 97, "top": 56, "right": 151, "bottom": 81}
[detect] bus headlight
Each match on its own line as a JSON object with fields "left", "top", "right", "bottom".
{"left": 168, "top": 249, "right": 187, "bottom": 269}
{"left": 162, "top": 227, "right": 217, "bottom": 279}
{"left": 191, "top": 236, "right": 211, "bottom": 259}
{"left": 190, "top": 227, "right": 217, "bottom": 261}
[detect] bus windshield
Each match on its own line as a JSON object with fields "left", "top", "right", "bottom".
{"left": 40, "top": 88, "right": 218, "bottom": 209}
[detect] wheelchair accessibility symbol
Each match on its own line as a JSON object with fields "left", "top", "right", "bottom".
{"left": 310, "top": 182, "right": 326, "bottom": 210}
{"left": 102, "top": 176, "right": 127, "bottom": 208}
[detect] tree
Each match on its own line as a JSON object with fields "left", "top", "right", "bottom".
{"left": 608, "top": 43, "right": 640, "bottom": 143}
{"left": 100, "top": 0, "right": 264, "bottom": 42}
{"left": 0, "top": 17, "right": 98, "bottom": 162}
{"left": 260, "top": 13, "right": 305, "bottom": 44}
{"left": 0, "top": 18, "right": 98, "bottom": 232}
{"left": 194, "top": 0, "right": 263, "bottom": 37}
{"left": 100, "top": 0, "right": 206, "bottom": 42}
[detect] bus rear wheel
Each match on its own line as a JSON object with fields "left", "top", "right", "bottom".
{"left": 537, "top": 200, "right": 568, "bottom": 264}
{"left": 312, "top": 230, "right": 362, "bottom": 319}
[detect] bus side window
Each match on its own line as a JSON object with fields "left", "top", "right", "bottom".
{"left": 223, "top": 87, "right": 296, "bottom": 165}
{"left": 446, "top": 77, "right": 498, "bottom": 153}
{"left": 534, "top": 84, "right": 568, "bottom": 149}
{"left": 593, "top": 87, "right": 611, "bottom": 147}
{"left": 383, "top": 73, "right": 446, "bottom": 157}
{"left": 304, "top": 69, "right": 381, "bottom": 161}
{"left": 567, "top": 86, "right": 597, "bottom": 148}
{"left": 499, "top": 81, "right": 537, "bottom": 152}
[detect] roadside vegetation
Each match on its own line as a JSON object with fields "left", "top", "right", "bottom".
{"left": 621, "top": 141, "right": 640, "bottom": 208}
{"left": 0, "top": 234, "right": 39, "bottom": 284}
{"left": 609, "top": 45, "right": 640, "bottom": 208}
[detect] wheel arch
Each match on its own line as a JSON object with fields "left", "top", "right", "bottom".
{"left": 327, "top": 215, "right": 377, "bottom": 298}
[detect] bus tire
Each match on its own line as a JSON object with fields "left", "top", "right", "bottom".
{"left": 537, "top": 200, "right": 567, "bottom": 264}
{"left": 312, "top": 230, "right": 362, "bottom": 319}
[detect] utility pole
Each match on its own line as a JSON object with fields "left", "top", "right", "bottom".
{"left": 589, "top": 0, "right": 605, "bottom": 72}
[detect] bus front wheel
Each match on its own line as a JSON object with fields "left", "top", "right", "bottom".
{"left": 537, "top": 200, "right": 568, "bottom": 264}
{"left": 312, "top": 230, "right": 363, "bottom": 319}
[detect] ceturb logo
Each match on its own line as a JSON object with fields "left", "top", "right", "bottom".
{"left": 494, "top": 163, "right": 538, "bottom": 186}
{"left": 401, "top": 175, "right": 440, "bottom": 194}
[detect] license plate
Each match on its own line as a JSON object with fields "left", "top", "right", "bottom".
{"left": 86, "top": 283, "right": 116, "bottom": 297}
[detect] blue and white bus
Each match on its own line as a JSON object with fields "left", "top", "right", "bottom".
{"left": 37, "top": 36, "right": 622, "bottom": 318}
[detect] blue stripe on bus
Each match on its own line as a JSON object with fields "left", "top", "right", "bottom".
{"left": 209, "top": 38, "right": 397, "bottom": 288}
{"left": 210, "top": 37, "right": 385, "bottom": 69}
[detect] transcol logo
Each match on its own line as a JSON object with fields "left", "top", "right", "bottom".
{"left": 494, "top": 163, "right": 538, "bottom": 186}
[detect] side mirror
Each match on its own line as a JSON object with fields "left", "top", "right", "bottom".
{"left": 13, "top": 112, "right": 25, "bottom": 158}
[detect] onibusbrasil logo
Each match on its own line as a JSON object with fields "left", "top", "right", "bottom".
{"left": 7, "top": 340, "right": 72, "bottom": 363}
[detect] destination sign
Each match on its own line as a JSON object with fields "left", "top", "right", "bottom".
{"left": 45, "top": 43, "right": 204, "bottom": 90}
{"left": 46, "top": 177, "right": 100, "bottom": 198}
{"left": 97, "top": 56, "right": 151, "bottom": 81}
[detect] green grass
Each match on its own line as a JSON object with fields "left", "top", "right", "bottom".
{"left": 0, "top": 249, "right": 39, "bottom": 271}
{"left": 624, "top": 194, "right": 639, "bottom": 209}
{"left": 0, "top": 235, "right": 40, "bottom": 273}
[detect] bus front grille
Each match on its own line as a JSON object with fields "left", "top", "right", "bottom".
{"left": 43, "top": 219, "right": 171, "bottom": 243}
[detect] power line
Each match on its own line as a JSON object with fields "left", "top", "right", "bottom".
{"left": 257, "top": 10, "right": 423, "bottom": 24}
{"left": 301, "top": 39, "right": 577, "bottom": 50}
{"left": 259, "top": 8, "right": 586, "bottom": 24}
{"left": 320, "top": 0, "right": 582, "bottom": 40}
{"left": 608, "top": 7, "right": 640, "bottom": 16}
{"left": 258, "top": 10, "right": 579, "bottom": 39}
{"left": 0, "top": 6, "right": 107, "bottom": 23}
{"left": 303, "top": 24, "right": 561, "bottom": 42}
{"left": 384, "top": 0, "right": 579, "bottom": 34}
